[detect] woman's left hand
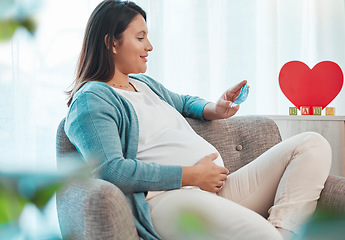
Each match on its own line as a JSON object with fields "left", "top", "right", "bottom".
{"left": 203, "top": 80, "right": 247, "bottom": 120}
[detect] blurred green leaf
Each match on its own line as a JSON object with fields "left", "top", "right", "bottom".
{"left": 0, "top": 17, "right": 36, "bottom": 41}
{"left": 0, "top": 182, "right": 29, "bottom": 225}
{"left": 0, "top": 160, "right": 93, "bottom": 216}
{"left": 178, "top": 211, "right": 206, "bottom": 234}
{"left": 31, "top": 182, "right": 64, "bottom": 209}
{"left": 19, "top": 17, "right": 36, "bottom": 34}
{"left": 0, "top": 19, "right": 19, "bottom": 41}
{"left": 177, "top": 210, "right": 210, "bottom": 240}
{"left": 0, "top": 159, "right": 93, "bottom": 240}
{"left": 294, "top": 210, "right": 345, "bottom": 240}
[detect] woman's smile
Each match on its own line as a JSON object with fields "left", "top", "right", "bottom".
{"left": 140, "top": 55, "right": 148, "bottom": 62}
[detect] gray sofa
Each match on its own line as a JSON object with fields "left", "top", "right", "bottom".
{"left": 56, "top": 116, "right": 345, "bottom": 240}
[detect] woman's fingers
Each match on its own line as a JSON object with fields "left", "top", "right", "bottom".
{"left": 194, "top": 153, "right": 230, "bottom": 193}
{"left": 225, "top": 80, "right": 248, "bottom": 101}
{"left": 233, "top": 80, "right": 247, "bottom": 91}
{"left": 218, "top": 166, "right": 230, "bottom": 175}
{"left": 220, "top": 173, "right": 228, "bottom": 181}
{"left": 209, "top": 152, "right": 219, "bottom": 160}
{"left": 217, "top": 180, "right": 225, "bottom": 187}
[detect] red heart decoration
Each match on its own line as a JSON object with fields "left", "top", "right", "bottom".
{"left": 279, "top": 61, "right": 343, "bottom": 110}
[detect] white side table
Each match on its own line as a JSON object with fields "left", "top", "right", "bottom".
{"left": 265, "top": 115, "right": 345, "bottom": 177}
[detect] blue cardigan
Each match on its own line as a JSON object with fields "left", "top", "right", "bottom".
{"left": 65, "top": 74, "right": 209, "bottom": 239}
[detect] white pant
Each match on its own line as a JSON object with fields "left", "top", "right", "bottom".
{"left": 148, "top": 132, "right": 332, "bottom": 240}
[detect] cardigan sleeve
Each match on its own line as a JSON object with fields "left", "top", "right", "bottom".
{"left": 65, "top": 91, "right": 183, "bottom": 194}
{"left": 165, "top": 87, "right": 210, "bottom": 120}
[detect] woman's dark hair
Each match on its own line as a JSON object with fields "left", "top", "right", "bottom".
{"left": 66, "top": 0, "right": 146, "bottom": 106}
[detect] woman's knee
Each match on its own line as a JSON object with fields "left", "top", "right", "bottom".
{"left": 297, "top": 132, "right": 332, "bottom": 171}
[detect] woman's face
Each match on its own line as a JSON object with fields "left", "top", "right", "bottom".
{"left": 113, "top": 14, "right": 153, "bottom": 75}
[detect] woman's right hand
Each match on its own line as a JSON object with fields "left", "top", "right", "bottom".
{"left": 182, "top": 153, "right": 229, "bottom": 193}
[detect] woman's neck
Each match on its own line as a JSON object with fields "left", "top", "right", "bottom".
{"left": 107, "top": 71, "right": 138, "bottom": 92}
{"left": 109, "top": 71, "right": 130, "bottom": 86}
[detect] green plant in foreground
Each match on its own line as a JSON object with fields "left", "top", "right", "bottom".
{"left": 0, "top": 0, "right": 39, "bottom": 41}
{"left": 0, "top": 160, "right": 92, "bottom": 239}
{"left": 293, "top": 209, "right": 345, "bottom": 240}
{"left": 177, "top": 210, "right": 210, "bottom": 240}
{"left": 0, "top": 17, "right": 36, "bottom": 41}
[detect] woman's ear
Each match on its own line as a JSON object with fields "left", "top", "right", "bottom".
{"left": 112, "top": 42, "right": 117, "bottom": 54}
{"left": 104, "top": 34, "right": 117, "bottom": 54}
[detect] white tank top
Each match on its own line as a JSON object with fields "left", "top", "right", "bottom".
{"left": 112, "top": 79, "right": 224, "bottom": 199}
{"left": 112, "top": 78, "right": 224, "bottom": 168}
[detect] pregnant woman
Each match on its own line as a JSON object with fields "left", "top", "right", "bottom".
{"left": 64, "top": 1, "right": 332, "bottom": 239}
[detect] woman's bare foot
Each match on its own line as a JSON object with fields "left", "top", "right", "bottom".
{"left": 276, "top": 227, "right": 295, "bottom": 240}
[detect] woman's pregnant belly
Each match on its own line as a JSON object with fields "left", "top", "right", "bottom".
{"left": 141, "top": 128, "right": 225, "bottom": 200}
{"left": 136, "top": 129, "right": 224, "bottom": 167}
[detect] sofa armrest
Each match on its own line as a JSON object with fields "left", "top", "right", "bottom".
{"left": 56, "top": 178, "right": 139, "bottom": 240}
{"left": 317, "top": 175, "right": 345, "bottom": 213}
{"left": 186, "top": 115, "right": 282, "bottom": 173}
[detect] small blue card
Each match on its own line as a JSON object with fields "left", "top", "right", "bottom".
{"left": 232, "top": 84, "right": 249, "bottom": 106}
